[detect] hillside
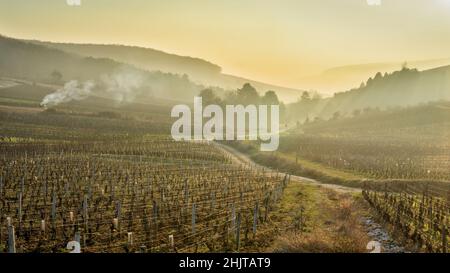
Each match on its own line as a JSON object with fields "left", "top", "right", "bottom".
{"left": 27, "top": 40, "right": 222, "bottom": 79}
{"left": 0, "top": 35, "right": 205, "bottom": 102}
{"left": 301, "top": 101, "right": 450, "bottom": 142}
{"left": 299, "top": 58, "right": 450, "bottom": 94}
{"left": 26, "top": 39, "right": 304, "bottom": 103}
{"left": 288, "top": 66, "right": 450, "bottom": 121}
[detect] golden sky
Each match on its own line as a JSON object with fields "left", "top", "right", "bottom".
{"left": 1, "top": 0, "right": 450, "bottom": 89}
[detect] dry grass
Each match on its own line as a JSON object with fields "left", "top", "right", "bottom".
{"left": 270, "top": 187, "right": 369, "bottom": 253}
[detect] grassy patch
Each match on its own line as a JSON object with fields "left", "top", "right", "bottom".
{"left": 239, "top": 180, "right": 371, "bottom": 253}
{"left": 278, "top": 152, "right": 365, "bottom": 181}
{"left": 225, "top": 141, "right": 365, "bottom": 188}
{"left": 268, "top": 183, "right": 370, "bottom": 253}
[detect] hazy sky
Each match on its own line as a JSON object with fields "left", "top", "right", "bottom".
{"left": 1, "top": 0, "right": 450, "bottom": 88}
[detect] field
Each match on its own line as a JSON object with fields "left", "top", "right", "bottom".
{"left": 363, "top": 182, "right": 449, "bottom": 252}
{"left": 1, "top": 81, "right": 450, "bottom": 253}
{"left": 278, "top": 135, "right": 450, "bottom": 181}
{"left": 0, "top": 82, "right": 292, "bottom": 253}
{"left": 226, "top": 102, "right": 450, "bottom": 252}
{"left": 0, "top": 140, "right": 289, "bottom": 253}
{"left": 288, "top": 102, "right": 450, "bottom": 182}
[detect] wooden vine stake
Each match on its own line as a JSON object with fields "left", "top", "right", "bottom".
{"left": 191, "top": 203, "right": 196, "bottom": 234}
{"left": 18, "top": 193, "right": 22, "bottom": 227}
{"left": 127, "top": 232, "right": 133, "bottom": 247}
{"left": 253, "top": 203, "right": 258, "bottom": 236}
{"left": 236, "top": 213, "right": 241, "bottom": 252}
{"left": 169, "top": 234, "right": 175, "bottom": 252}
{"left": 83, "top": 195, "right": 88, "bottom": 231}
{"left": 8, "top": 225, "right": 16, "bottom": 253}
{"left": 231, "top": 203, "right": 236, "bottom": 231}
{"left": 74, "top": 232, "right": 81, "bottom": 243}
{"left": 41, "top": 220, "right": 46, "bottom": 234}
{"left": 113, "top": 218, "right": 119, "bottom": 231}
{"left": 51, "top": 192, "right": 56, "bottom": 225}
{"left": 443, "top": 225, "right": 447, "bottom": 254}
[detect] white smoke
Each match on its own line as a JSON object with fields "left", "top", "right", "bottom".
{"left": 40, "top": 70, "right": 145, "bottom": 108}
{"left": 101, "top": 72, "right": 144, "bottom": 104}
{"left": 40, "top": 80, "right": 95, "bottom": 108}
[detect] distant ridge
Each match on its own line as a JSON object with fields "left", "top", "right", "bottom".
{"left": 300, "top": 58, "right": 450, "bottom": 95}
{"left": 289, "top": 65, "right": 450, "bottom": 121}
{"left": 24, "top": 38, "right": 305, "bottom": 102}
{"left": 0, "top": 35, "right": 205, "bottom": 102}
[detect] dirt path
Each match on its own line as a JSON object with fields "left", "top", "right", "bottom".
{"left": 214, "top": 142, "right": 406, "bottom": 253}
{"left": 215, "top": 142, "right": 360, "bottom": 194}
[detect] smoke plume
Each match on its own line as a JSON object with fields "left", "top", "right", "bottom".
{"left": 40, "top": 70, "right": 145, "bottom": 108}
{"left": 40, "top": 80, "right": 94, "bottom": 108}
{"left": 101, "top": 72, "right": 144, "bottom": 104}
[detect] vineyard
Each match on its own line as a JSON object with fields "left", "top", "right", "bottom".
{"left": 363, "top": 181, "right": 450, "bottom": 253}
{"left": 0, "top": 140, "right": 288, "bottom": 253}
{"left": 1, "top": 84, "right": 450, "bottom": 254}
{"left": 281, "top": 135, "right": 450, "bottom": 181}
{"left": 263, "top": 133, "right": 450, "bottom": 252}
{"left": 0, "top": 108, "right": 171, "bottom": 141}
